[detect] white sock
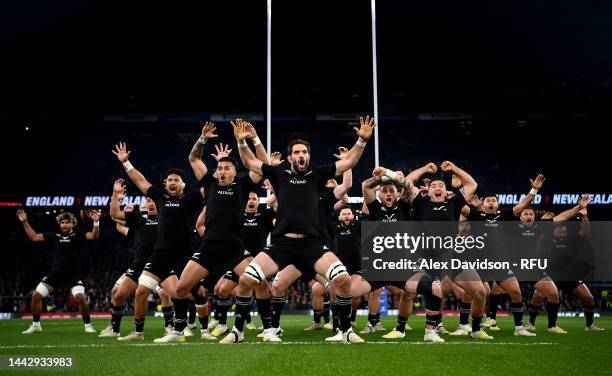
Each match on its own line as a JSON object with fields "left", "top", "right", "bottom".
{"left": 32, "top": 321, "right": 40, "bottom": 327}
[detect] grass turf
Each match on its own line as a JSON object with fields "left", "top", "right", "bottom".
{"left": 0, "top": 315, "right": 610, "bottom": 376}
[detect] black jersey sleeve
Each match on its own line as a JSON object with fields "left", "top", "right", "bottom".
{"left": 124, "top": 210, "right": 139, "bottom": 229}
{"left": 146, "top": 186, "right": 164, "bottom": 204}
{"left": 199, "top": 170, "right": 217, "bottom": 191}
{"left": 500, "top": 208, "right": 517, "bottom": 221}
{"left": 315, "top": 164, "right": 337, "bottom": 188}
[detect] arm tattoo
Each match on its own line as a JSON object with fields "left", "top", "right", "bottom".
{"left": 365, "top": 177, "right": 384, "bottom": 189}
{"left": 396, "top": 175, "right": 409, "bottom": 188}
{"left": 189, "top": 140, "right": 204, "bottom": 160}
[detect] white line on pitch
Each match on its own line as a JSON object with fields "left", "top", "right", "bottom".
{"left": 0, "top": 341, "right": 559, "bottom": 349}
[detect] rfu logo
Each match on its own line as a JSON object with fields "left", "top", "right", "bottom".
{"left": 289, "top": 178, "right": 307, "bottom": 185}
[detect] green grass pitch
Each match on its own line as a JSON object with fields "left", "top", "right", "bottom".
{"left": 0, "top": 315, "right": 610, "bottom": 376}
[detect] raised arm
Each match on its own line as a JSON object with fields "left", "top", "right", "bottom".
{"left": 188, "top": 122, "right": 218, "bottom": 181}
{"left": 553, "top": 195, "right": 591, "bottom": 223}
{"left": 335, "top": 115, "right": 377, "bottom": 175}
{"left": 512, "top": 174, "right": 545, "bottom": 216}
{"left": 333, "top": 195, "right": 350, "bottom": 211}
{"left": 232, "top": 119, "right": 264, "bottom": 176}
{"left": 116, "top": 223, "right": 129, "bottom": 237}
{"left": 244, "top": 122, "right": 270, "bottom": 165}
{"left": 85, "top": 210, "right": 101, "bottom": 240}
{"left": 440, "top": 161, "right": 477, "bottom": 202}
{"left": 112, "top": 142, "right": 152, "bottom": 195}
{"left": 578, "top": 207, "right": 590, "bottom": 237}
{"left": 333, "top": 147, "right": 352, "bottom": 199}
{"left": 110, "top": 179, "right": 127, "bottom": 221}
{"left": 406, "top": 163, "right": 438, "bottom": 199}
{"left": 362, "top": 173, "right": 386, "bottom": 205}
{"left": 195, "top": 206, "right": 206, "bottom": 238}
{"left": 16, "top": 210, "right": 44, "bottom": 242}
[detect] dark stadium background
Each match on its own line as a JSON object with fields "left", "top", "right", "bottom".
{"left": 1, "top": 0, "right": 611, "bottom": 312}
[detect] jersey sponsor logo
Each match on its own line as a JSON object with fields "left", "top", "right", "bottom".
{"left": 433, "top": 205, "right": 447, "bottom": 211}
{"left": 381, "top": 214, "right": 397, "bottom": 222}
{"left": 289, "top": 178, "right": 307, "bottom": 185}
{"left": 243, "top": 218, "right": 259, "bottom": 227}
{"left": 217, "top": 190, "right": 235, "bottom": 195}
{"left": 164, "top": 202, "right": 181, "bottom": 207}
{"left": 340, "top": 229, "right": 352, "bottom": 236}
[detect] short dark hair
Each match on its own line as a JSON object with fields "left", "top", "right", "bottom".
{"left": 481, "top": 193, "right": 497, "bottom": 200}
{"left": 217, "top": 157, "right": 237, "bottom": 169}
{"left": 520, "top": 206, "right": 535, "bottom": 214}
{"left": 287, "top": 139, "right": 310, "bottom": 155}
{"left": 165, "top": 168, "right": 186, "bottom": 180}
{"left": 381, "top": 180, "right": 397, "bottom": 188}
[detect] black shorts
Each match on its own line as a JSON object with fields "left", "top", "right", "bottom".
{"left": 191, "top": 240, "right": 250, "bottom": 274}
{"left": 41, "top": 269, "right": 84, "bottom": 290}
{"left": 222, "top": 270, "right": 240, "bottom": 283}
{"left": 125, "top": 261, "right": 146, "bottom": 283}
{"left": 334, "top": 249, "right": 362, "bottom": 276}
{"left": 556, "top": 281, "right": 584, "bottom": 292}
{"left": 368, "top": 280, "right": 406, "bottom": 292}
{"left": 144, "top": 249, "right": 191, "bottom": 281}
{"left": 263, "top": 236, "right": 328, "bottom": 280}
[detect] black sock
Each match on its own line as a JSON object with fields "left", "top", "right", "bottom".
{"left": 33, "top": 314, "right": 40, "bottom": 323}
{"left": 331, "top": 303, "right": 339, "bottom": 332}
{"left": 425, "top": 314, "right": 437, "bottom": 328}
{"left": 374, "top": 312, "right": 381, "bottom": 325}
{"left": 529, "top": 303, "right": 540, "bottom": 325}
{"left": 489, "top": 294, "right": 501, "bottom": 320}
{"left": 212, "top": 295, "right": 220, "bottom": 321}
{"left": 162, "top": 306, "right": 174, "bottom": 327}
{"left": 111, "top": 304, "right": 125, "bottom": 333}
{"left": 396, "top": 315, "right": 408, "bottom": 333}
{"left": 546, "top": 302, "right": 559, "bottom": 328}
{"left": 584, "top": 304, "right": 595, "bottom": 327}
{"left": 256, "top": 298, "right": 273, "bottom": 329}
{"left": 511, "top": 301, "right": 523, "bottom": 327}
{"left": 313, "top": 309, "right": 323, "bottom": 324}
{"left": 135, "top": 318, "right": 145, "bottom": 333}
{"left": 459, "top": 302, "right": 471, "bottom": 326}
{"left": 173, "top": 298, "right": 189, "bottom": 332}
{"left": 217, "top": 297, "right": 232, "bottom": 326}
{"left": 472, "top": 315, "right": 482, "bottom": 333}
{"left": 188, "top": 301, "right": 197, "bottom": 326}
{"left": 82, "top": 314, "right": 91, "bottom": 325}
{"left": 434, "top": 313, "right": 442, "bottom": 326}
{"left": 350, "top": 309, "right": 357, "bottom": 323}
{"left": 323, "top": 296, "right": 331, "bottom": 323}
{"left": 234, "top": 296, "right": 252, "bottom": 332}
{"left": 245, "top": 311, "right": 252, "bottom": 324}
{"left": 335, "top": 295, "right": 353, "bottom": 332}
{"left": 199, "top": 313, "right": 208, "bottom": 329}
{"left": 368, "top": 313, "right": 378, "bottom": 326}
{"left": 271, "top": 296, "right": 286, "bottom": 329}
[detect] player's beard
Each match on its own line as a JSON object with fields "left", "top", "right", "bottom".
{"left": 292, "top": 158, "right": 308, "bottom": 172}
